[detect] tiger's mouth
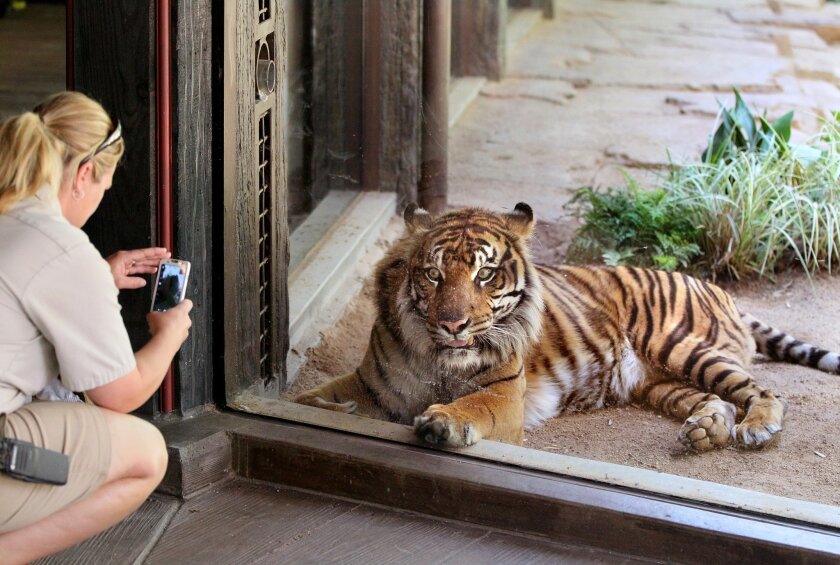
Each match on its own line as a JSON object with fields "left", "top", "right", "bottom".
{"left": 444, "top": 336, "right": 474, "bottom": 349}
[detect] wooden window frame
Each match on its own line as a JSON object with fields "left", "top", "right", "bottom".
{"left": 164, "top": 405, "right": 840, "bottom": 562}
{"left": 203, "top": 3, "right": 840, "bottom": 559}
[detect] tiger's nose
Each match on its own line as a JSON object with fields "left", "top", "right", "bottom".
{"left": 440, "top": 318, "right": 471, "bottom": 335}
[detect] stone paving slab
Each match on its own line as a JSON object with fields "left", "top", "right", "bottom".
{"left": 729, "top": 5, "right": 840, "bottom": 42}
{"left": 582, "top": 1, "right": 750, "bottom": 35}
{"left": 791, "top": 45, "right": 840, "bottom": 81}
{"left": 767, "top": 26, "right": 830, "bottom": 50}
{"left": 480, "top": 77, "right": 577, "bottom": 106}
{"left": 614, "top": 29, "right": 779, "bottom": 57}
{"left": 452, "top": 0, "right": 840, "bottom": 230}
{"left": 511, "top": 41, "right": 790, "bottom": 91}
{"left": 779, "top": 0, "right": 824, "bottom": 9}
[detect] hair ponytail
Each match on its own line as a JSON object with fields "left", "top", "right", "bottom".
{"left": 37, "top": 92, "right": 124, "bottom": 179}
{"left": 0, "top": 112, "right": 63, "bottom": 214}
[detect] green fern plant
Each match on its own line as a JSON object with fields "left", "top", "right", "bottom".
{"left": 566, "top": 179, "right": 701, "bottom": 272}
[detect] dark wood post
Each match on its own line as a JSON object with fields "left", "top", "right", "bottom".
{"left": 310, "top": 1, "right": 364, "bottom": 197}
{"left": 419, "top": 0, "right": 450, "bottom": 214}
{"left": 73, "top": 1, "right": 158, "bottom": 414}
{"left": 510, "top": 0, "right": 556, "bottom": 19}
{"left": 451, "top": 0, "right": 506, "bottom": 81}
{"left": 171, "top": 0, "right": 214, "bottom": 413}
{"left": 361, "top": 0, "right": 423, "bottom": 209}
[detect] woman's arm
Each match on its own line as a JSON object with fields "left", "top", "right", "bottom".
{"left": 106, "top": 247, "right": 170, "bottom": 290}
{"left": 86, "top": 299, "right": 193, "bottom": 412}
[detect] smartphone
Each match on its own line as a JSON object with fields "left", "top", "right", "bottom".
{"left": 150, "top": 258, "right": 191, "bottom": 312}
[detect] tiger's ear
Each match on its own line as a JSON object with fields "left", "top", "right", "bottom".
{"left": 403, "top": 203, "right": 433, "bottom": 234}
{"left": 505, "top": 202, "right": 535, "bottom": 239}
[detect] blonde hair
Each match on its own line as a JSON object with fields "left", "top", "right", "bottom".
{"left": 0, "top": 112, "right": 64, "bottom": 214}
{"left": 36, "top": 91, "right": 124, "bottom": 178}
{"left": 0, "top": 92, "right": 125, "bottom": 215}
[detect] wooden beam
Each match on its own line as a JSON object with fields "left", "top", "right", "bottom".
{"left": 310, "top": 1, "right": 364, "bottom": 196}
{"left": 451, "top": 0, "right": 506, "bottom": 81}
{"left": 218, "top": 415, "right": 840, "bottom": 563}
{"left": 362, "top": 0, "right": 423, "bottom": 209}
{"left": 270, "top": 1, "right": 290, "bottom": 396}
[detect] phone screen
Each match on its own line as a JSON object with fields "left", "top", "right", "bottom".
{"left": 152, "top": 261, "right": 188, "bottom": 312}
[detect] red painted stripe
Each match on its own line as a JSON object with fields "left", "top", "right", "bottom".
{"left": 157, "top": 0, "right": 175, "bottom": 413}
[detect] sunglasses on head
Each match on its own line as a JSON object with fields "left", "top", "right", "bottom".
{"left": 79, "top": 121, "right": 122, "bottom": 166}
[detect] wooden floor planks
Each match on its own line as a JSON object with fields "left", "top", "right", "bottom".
{"left": 35, "top": 494, "right": 180, "bottom": 565}
{"left": 145, "top": 479, "right": 641, "bottom": 565}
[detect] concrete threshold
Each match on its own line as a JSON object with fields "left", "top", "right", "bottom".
{"left": 287, "top": 191, "right": 397, "bottom": 382}
{"left": 449, "top": 76, "right": 486, "bottom": 128}
{"left": 507, "top": 7, "right": 543, "bottom": 59}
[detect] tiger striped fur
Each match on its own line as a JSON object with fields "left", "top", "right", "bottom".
{"left": 294, "top": 203, "right": 840, "bottom": 451}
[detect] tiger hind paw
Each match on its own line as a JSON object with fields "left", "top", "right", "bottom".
{"left": 294, "top": 391, "right": 357, "bottom": 414}
{"left": 733, "top": 397, "right": 784, "bottom": 449}
{"left": 678, "top": 399, "right": 736, "bottom": 452}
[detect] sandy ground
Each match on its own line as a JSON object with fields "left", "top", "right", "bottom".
{"left": 287, "top": 0, "right": 840, "bottom": 506}
{"left": 285, "top": 242, "right": 840, "bottom": 506}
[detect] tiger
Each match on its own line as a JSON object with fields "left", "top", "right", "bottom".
{"left": 294, "top": 203, "right": 840, "bottom": 451}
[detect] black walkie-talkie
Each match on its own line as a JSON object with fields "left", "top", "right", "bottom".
{"left": 0, "top": 422, "right": 69, "bottom": 486}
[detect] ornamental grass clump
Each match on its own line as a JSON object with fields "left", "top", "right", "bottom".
{"left": 667, "top": 114, "right": 840, "bottom": 279}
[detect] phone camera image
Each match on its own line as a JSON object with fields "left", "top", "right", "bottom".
{"left": 152, "top": 260, "right": 190, "bottom": 312}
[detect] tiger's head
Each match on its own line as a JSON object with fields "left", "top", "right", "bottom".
{"left": 387, "top": 203, "right": 544, "bottom": 373}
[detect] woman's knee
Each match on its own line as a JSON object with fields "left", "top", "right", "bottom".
{"left": 102, "top": 411, "right": 168, "bottom": 483}
{"left": 140, "top": 419, "right": 168, "bottom": 483}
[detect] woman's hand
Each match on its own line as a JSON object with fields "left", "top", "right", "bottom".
{"left": 88, "top": 299, "right": 194, "bottom": 413}
{"left": 147, "top": 299, "right": 193, "bottom": 343}
{"left": 107, "top": 247, "right": 170, "bottom": 290}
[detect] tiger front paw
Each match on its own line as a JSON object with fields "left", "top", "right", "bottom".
{"left": 678, "top": 399, "right": 735, "bottom": 452}
{"left": 414, "top": 404, "right": 480, "bottom": 448}
{"left": 294, "top": 390, "right": 357, "bottom": 414}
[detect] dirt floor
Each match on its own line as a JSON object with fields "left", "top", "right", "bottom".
{"left": 285, "top": 236, "right": 840, "bottom": 506}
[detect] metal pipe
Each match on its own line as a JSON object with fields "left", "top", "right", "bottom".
{"left": 418, "top": 0, "right": 450, "bottom": 213}
{"left": 156, "top": 0, "right": 175, "bottom": 413}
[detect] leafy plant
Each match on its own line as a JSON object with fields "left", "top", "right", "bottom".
{"left": 702, "top": 87, "right": 792, "bottom": 165}
{"left": 566, "top": 177, "right": 701, "bottom": 272}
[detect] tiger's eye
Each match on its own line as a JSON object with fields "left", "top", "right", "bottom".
{"left": 476, "top": 267, "right": 495, "bottom": 281}
{"left": 425, "top": 267, "right": 441, "bottom": 282}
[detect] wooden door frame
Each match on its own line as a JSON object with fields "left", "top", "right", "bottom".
{"left": 71, "top": 0, "right": 216, "bottom": 416}
{"left": 222, "top": 0, "right": 289, "bottom": 401}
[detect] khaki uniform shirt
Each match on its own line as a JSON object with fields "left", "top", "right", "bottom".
{"left": 0, "top": 188, "right": 135, "bottom": 414}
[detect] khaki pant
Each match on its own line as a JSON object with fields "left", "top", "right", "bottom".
{"left": 0, "top": 401, "right": 111, "bottom": 533}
